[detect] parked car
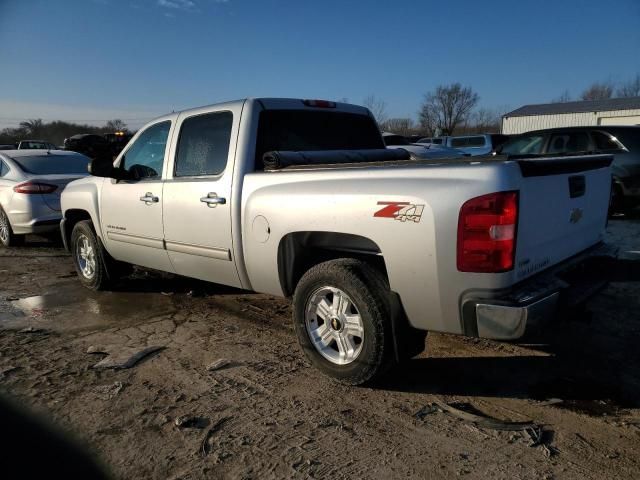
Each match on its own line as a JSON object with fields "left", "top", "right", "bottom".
{"left": 0, "top": 149, "right": 90, "bottom": 246}
{"left": 104, "top": 132, "right": 134, "bottom": 158}
{"left": 498, "top": 126, "right": 640, "bottom": 213}
{"left": 382, "top": 132, "right": 465, "bottom": 159}
{"left": 17, "top": 140, "right": 57, "bottom": 150}
{"left": 0, "top": 145, "right": 15, "bottom": 150}
{"left": 64, "top": 134, "right": 111, "bottom": 161}
{"left": 61, "top": 98, "right": 614, "bottom": 385}
{"left": 416, "top": 134, "right": 510, "bottom": 156}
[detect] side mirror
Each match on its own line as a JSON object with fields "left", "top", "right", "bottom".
{"left": 88, "top": 158, "right": 129, "bottom": 180}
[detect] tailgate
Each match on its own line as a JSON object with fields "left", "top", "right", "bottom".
{"left": 514, "top": 155, "right": 612, "bottom": 281}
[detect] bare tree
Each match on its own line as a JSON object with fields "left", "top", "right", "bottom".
{"left": 105, "top": 119, "right": 128, "bottom": 132}
{"left": 552, "top": 90, "right": 572, "bottom": 103}
{"left": 19, "top": 118, "right": 44, "bottom": 136}
{"left": 617, "top": 74, "right": 640, "bottom": 98}
{"left": 419, "top": 83, "right": 479, "bottom": 135}
{"left": 580, "top": 82, "right": 613, "bottom": 101}
{"left": 381, "top": 118, "right": 415, "bottom": 136}
{"left": 362, "top": 94, "right": 388, "bottom": 125}
{"left": 469, "top": 108, "right": 502, "bottom": 132}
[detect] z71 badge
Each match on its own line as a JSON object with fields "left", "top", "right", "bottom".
{"left": 374, "top": 201, "right": 424, "bottom": 223}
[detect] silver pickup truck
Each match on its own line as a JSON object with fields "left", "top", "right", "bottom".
{"left": 60, "top": 98, "right": 614, "bottom": 385}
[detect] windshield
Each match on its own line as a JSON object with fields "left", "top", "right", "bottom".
{"left": 11, "top": 154, "right": 90, "bottom": 175}
{"left": 255, "top": 110, "right": 383, "bottom": 169}
{"left": 500, "top": 134, "right": 546, "bottom": 155}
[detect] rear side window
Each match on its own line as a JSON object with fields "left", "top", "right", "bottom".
{"left": 0, "top": 160, "right": 8, "bottom": 176}
{"left": 547, "top": 132, "right": 590, "bottom": 154}
{"left": 255, "top": 110, "right": 384, "bottom": 169}
{"left": 450, "top": 137, "right": 486, "bottom": 148}
{"left": 450, "top": 137, "right": 467, "bottom": 148}
{"left": 174, "top": 112, "right": 233, "bottom": 177}
{"left": 592, "top": 131, "right": 624, "bottom": 152}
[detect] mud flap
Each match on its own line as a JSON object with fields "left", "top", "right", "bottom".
{"left": 389, "top": 291, "right": 427, "bottom": 362}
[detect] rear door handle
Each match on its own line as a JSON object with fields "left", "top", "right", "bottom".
{"left": 200, "top": 192, "right": 226, "bottom": 207}
{"left": 139, "top": 192, "right": 159, "bottom": 204}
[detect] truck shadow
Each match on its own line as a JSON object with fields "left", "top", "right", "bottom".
{"left": 380, "top": 291, "right": 640, "bottom": 415}
{"left": 382, "top": 352, "right": 639, "bottom": 414}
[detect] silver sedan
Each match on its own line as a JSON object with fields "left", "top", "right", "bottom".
{"left": 0, "top": 149, "right": 90, "bottom": 246}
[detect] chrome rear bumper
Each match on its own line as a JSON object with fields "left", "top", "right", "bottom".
{"left": 461, "top": 243, "right": 617, "bottom": 340}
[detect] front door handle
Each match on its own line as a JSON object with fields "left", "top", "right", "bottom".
{"left": 139, "top": 192, "right": 159, "bottom": 204}
{"left": 200, "top": 192, "right": 226, "bottom": 208}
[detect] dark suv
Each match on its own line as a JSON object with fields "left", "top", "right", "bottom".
{"left": 499, "top": 126, "right": 640, "bottom": 213}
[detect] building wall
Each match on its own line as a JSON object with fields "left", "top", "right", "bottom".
{"left": 501, "top": 108, "right": 640, "bottom": 134}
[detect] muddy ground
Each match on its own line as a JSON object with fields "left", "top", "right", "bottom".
{"left": 0, "top": 216, "right": 639, "bottom": 479}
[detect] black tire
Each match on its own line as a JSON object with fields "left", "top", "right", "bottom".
{"left": 293, "top": 258, "right": 395, "bottom": 385}
{"left": 0, "top": 206, "right": 24, "bottom": 247}
{"left": 70, "top": 220, "right": 124, "bottom": 290}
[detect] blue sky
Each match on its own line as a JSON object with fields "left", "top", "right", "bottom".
{"left": 0, "top": 0, "right": 639, "bottom": 129}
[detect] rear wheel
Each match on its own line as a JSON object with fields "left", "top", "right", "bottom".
{"left": 0, "top": 207, "right": 24, "bottom": 247}
{"left": 71, "top": 220, "right": 128, "bottom": 290}
{"left": 293, "top": 259, "right": 395, "bottom": 385}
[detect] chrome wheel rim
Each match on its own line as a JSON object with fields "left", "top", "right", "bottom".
{"left": 0, "top": 211, "right": 9, "bottom": 244}
{"left": 305, "top": 286, "right": 365, "bottom": 365}
{"left": 75, "top": 234, "right": 96, "bottom": 279}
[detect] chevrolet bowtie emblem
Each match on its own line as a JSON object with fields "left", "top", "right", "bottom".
{"left": 569, "top": 208, "right": 584, "bottom": 224}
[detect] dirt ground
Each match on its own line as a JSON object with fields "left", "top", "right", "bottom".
{"left": 1, "top": 216, "right": 639, "bottom": 479}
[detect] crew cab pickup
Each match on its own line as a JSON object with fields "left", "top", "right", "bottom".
{"left": 60, "top": 98, "right": 614, "bottom": 385}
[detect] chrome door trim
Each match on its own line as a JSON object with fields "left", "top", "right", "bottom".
{"left": 165, "top": 240, "right": 231, "bottom": 260}
{"left": 106, "top": 231, "right": 165, "bottom": 250}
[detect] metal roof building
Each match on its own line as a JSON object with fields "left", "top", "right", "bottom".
{"left": 501, "top": 97, "right": 640, "bottom": 134}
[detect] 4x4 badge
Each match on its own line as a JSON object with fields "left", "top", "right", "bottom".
{"left": 374, "top": 201, "right": 424, "bottom": 223}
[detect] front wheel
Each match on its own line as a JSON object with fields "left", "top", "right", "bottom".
{"left": 71, "top": 220, "right": 123, "bottom": 290}
{"left": 293, "top": 259, "right": 394, "bottom": 385}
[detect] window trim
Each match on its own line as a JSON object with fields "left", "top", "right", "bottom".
{"left": 118, "top": 119, "right": 172, "bottom": 183}
{"left": 590, "top": 130, "right": 626, "bottom": 153}
{"left": 172, "top": 110, "right": 234, "bottom": 180}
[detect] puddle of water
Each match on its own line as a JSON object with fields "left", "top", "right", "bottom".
{"left": 1, "top": 283, "right": 178, "bottom": 331}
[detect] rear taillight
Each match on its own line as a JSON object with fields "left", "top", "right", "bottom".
{"left": 457, "top": 191, "right": 519, "bottom": 273}
{"left": 13, "top": 182, "right": 58, "bottom": 194}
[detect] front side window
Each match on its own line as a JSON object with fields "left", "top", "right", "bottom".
{"left": 174, "top": 112, "right": 233, "bottom": 177}
{"left": 121, "top": 121, "right": 171, "bottom": 180}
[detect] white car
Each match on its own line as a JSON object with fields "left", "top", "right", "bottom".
{"left": 382, "top": 132, "right": 465, "bottom": 159}
{"left": 0, "top": 149, "right": 90, "bottom": 246}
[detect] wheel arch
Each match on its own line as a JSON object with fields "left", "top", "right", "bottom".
{"left": 62, "top": 209, "right": 94, "bottom": 251}
{"left": 277, "top": 231, "right": 388, "bottom": 298}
